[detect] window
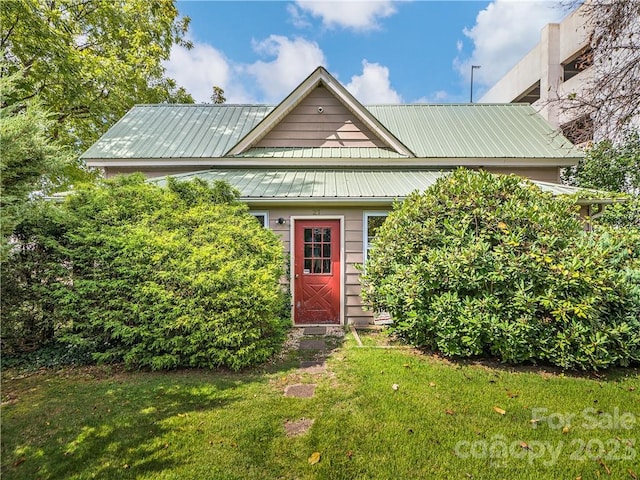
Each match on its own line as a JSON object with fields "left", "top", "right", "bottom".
{"left": 363, "top": 211, "right": 388, "bottom": 265}
{"left": 250, "top": 211, "right": 269, "bottom": 228}
{"left": 303, "top": 227, "right": 332, "bottom": 274}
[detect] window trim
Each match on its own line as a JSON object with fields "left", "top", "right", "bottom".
{"left": 363, "top": 211, "right": 389, "bottom": 265}
{"left": 250, "top": 210, "right": 269, "bottom": 228}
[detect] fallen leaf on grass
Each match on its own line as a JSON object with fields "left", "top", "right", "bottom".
{"left": 429, "top": 382, "right": 436, "bottom": 387}
{"left": 562, "top": 425, "right": 571, "bottom": 434}
{"left": 346, "top": 450, "right": 354, "bottom": 459}
{"left": 628, "top": 468, "right": 638, "bottom": 479}
{"left": 519, "top": 441, "right": 531, "bottom": 450}
{"left": 12, "top": 458, "right": 26, "bottom": 468}
{"left": 506, "top": 391, "right": 519, "bottom": 398}
{"left": 445, "top": 409, "right": 455, "bottom": 415}
{"left": 308, "top": 452, "right": 321, "bottom": 465}
{"left": 493, "top": 406, "right": 506, "bottom": 415}
{"left": 598, "top": 459, "right": 611, "bottom": 475}
{"left": 403, "top": 364, "right": 411, "bottom": 368}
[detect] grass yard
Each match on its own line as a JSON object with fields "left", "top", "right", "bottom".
{"left": 1, "top": 331, "right": 639, "bottom": 479}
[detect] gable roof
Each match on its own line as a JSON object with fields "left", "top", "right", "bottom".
{"left": 81, "top": 102, "right": 581, "bottom": 163}
{"left": 80, "top": 67, "right": 582, "bottom": 165}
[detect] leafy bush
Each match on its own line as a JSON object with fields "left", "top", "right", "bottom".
{"left": 361, "top": 169, "right": 640, "bottom": 370}
{"left": 1, "top": 175, "right": 289, "bottom": 370}
{"left": 562, "top": 130, "right": 640, "bottom": 228}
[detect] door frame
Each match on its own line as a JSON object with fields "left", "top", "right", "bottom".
{"left": 290, "top": 215, "right": 345, "bottom": 326}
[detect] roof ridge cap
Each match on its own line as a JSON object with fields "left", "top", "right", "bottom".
{"left": 132, "top": 103, "right": 276, "bottom": 107}
{"left": 365, "top": 103, "right": 529, "bottom": 107}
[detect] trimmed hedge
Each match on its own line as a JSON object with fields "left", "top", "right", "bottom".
{"left": 361, "top": 169, "right": 640, "bottom": 370}
{"left": 1, "top": 175, "right": 289, "bottom": 370}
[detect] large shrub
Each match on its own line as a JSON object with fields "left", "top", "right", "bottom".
{"left": 1, "top": 175, "right": 288, "bottom": 370}
{"left": 361, "top": 169, "right": 640, "bottom": 370}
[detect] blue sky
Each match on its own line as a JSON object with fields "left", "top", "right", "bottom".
{"left": 165, "top": 1, "right": 572, "bottom": 105}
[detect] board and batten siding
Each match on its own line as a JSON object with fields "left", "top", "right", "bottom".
{"left": 255, "top": 86, "right": 386, "bottom": 149}
{"left": 264, "top": 206, "right": 377, "bottom": 327}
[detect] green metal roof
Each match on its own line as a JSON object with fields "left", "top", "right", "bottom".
{"left": 367, "top": 104, "right": 580, "bottom": 158}
{"left": 81, "top": 105, "right": 273, "bottom": 159}
{"left": 151, "top": 168, "right": 591, "bottom": 204}
{"left": 82, "top": 103, "right": 581, "bottom": 161}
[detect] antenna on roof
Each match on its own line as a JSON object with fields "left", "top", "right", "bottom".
{"left": 470, "top": 65, "right": 481, "bottom": 103}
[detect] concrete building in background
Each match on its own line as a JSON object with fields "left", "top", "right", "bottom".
{"left": 480, "top": 5, "right": 594, "bottom": 144}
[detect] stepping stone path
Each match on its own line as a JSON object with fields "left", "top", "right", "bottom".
{"left": 302, "top": 326, "right": 327, "bottom": 335}
{"left": 284, "top": 326, "right": 330, "bottom": 399}
{"left": 284, "top": 383, "right": 316, "bottom": 398}
{"left": 284, "top": 327, "right": 337, "bottom": 437}
{"left": 284, "top": 418, "right": 315, "bottom": 437}
{"left": 282, "top": 326, "right": 344, "bottom": 436}
{"left": 282, "top": 326, "right": 342, "bottom": 398}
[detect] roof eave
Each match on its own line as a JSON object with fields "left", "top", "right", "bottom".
{"left": 243, "top": 195, "right": 619, "bottom": 207}
{"left": 85, "top": 156, "right": 579, "bottom": 168}
{"left": 243, "top": 197, "right": 400, "bottom": 207}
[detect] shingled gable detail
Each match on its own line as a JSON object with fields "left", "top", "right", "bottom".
{"left": 225, "top": 66, "right": 415, "bottom": 157}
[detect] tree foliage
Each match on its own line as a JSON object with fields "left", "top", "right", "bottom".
{"left": 0, "top": 69, "right": 72, "bottom": 255}
{"left": 563, "top": 131, "right": 640, "bottom": 194}
{"left": 0, "top": 0, "right": 194, "bottom": 152}
{"left": 362, "top": 169, "right": 640, "bottom": 370}
{"left": 211, "top": 86, "right": 226, "bottom": 104}
{"left": 1, "top": 176, "right": 289, "bottom": 370}
{"left": 562, "top": 130, "right": 640, "bottom": 227}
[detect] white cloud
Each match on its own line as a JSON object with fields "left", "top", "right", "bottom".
{"left": 287, "top": 3, "right": 311, "bottom": 29}
{"left": 345, "top": 60, "right": 402, "bottom": 104}
{"left": 455, "top": 0, "right": 567, "bottom": 90}
{"left": 291, "top": 0, "right": 397, "bottom": 31}
{"left": 245, "top": 35, "right": 327, "bottom": 102}
{"left": 164, "top": 38, "right": 252, "bottom": 103}
{"left": 414, "top": 90, "right": 450, "bottom": 103}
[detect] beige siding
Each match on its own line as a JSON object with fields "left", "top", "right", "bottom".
{"left": 104, "top": 166, "right": 211, "bottom": 178}
{"left": 265, "top": 206, "right": 382, "bottom": 326}
{"left": 255, "top": 86, "right": 386, "bottom": 149}
{"left": 481, "top": 166, "right": 561, "bottom": 183}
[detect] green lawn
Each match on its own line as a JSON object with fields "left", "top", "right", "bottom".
{"left": 2, "top": 331, "right": 639, "bottom": 479}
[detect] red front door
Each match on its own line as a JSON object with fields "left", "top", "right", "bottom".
{"left": 294, "top": 220, "right": 341, "bottom": 325}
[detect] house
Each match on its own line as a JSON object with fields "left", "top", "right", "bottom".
{"left": 82, "top": 66, "right": 601, "bottom": 327}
